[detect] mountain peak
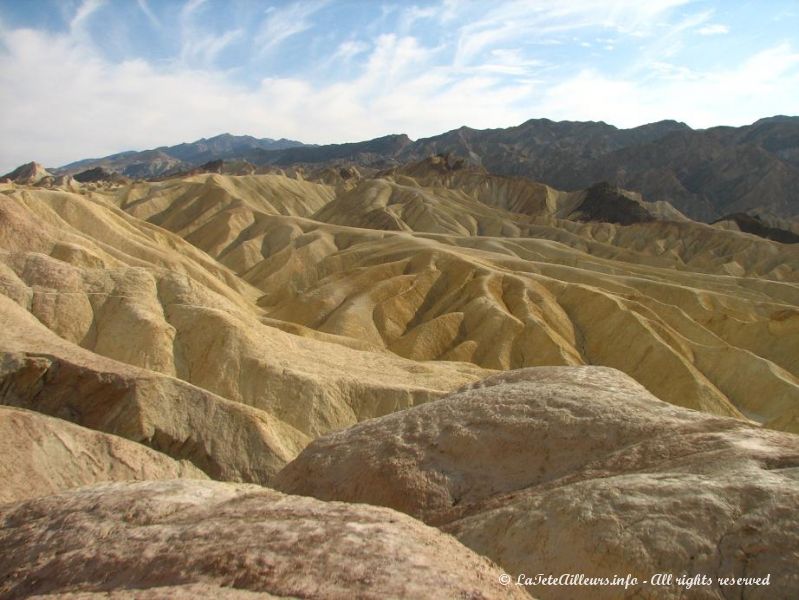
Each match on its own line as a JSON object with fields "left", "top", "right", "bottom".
{"left": 753, "top": 115, "right": 799, "bottom": 126}
{"left": 1, "top": 161, "right": 51, "bottom": 184}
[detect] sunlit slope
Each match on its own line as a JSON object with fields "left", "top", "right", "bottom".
{"left": 107, "top": 170, "right": 798, "bottom": 282}
{"left": 257, "top": 228, "right": 798, "bottom": 428}
{"left": 118, "top": 173, "right": 335, "bottom": 257}
{"left": 0, "top": 294, "right": 308, "bottom": 485}
{"left": 95, "top": 173, "right": 799, "bottom": 431}
{"left": 313, "top": 173, "right": 796, "bottom": 281}
{"left": 0, "top": 186, "right": 486, "bottom": 445}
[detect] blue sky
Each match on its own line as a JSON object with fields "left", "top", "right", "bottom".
{"left": 1, "top": 0, "right": 798, "bottom": 171}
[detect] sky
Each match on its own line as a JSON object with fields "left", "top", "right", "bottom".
{"left": 0, "top": 0, "right": 798, "bottom": 172}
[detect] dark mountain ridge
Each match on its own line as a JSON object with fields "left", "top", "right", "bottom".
{"left": 395, "top": 117, "right": 799, "bottom": 221}
{"left": 253, "top": 134, "right": 412, "bottom": 167}
{"left": 53, "top": 134, "right": 306, "bottom": 178}
{"left": 156, "top": 133, "right": 306, "bottom": 164}
{"left": 46, "top": 116, "right": 799, "bottom": 221}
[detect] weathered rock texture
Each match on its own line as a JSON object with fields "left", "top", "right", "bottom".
{"left": 276, "top": 367, "right": 799, "bottom": 600}
{"left": 0, "top": 479, "right": 528, "bottom": 600}
{"left": 0, "top": 406, "right": 206, "bottom": 504}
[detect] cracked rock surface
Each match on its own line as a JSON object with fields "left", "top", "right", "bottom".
{"left": 0, "top": 479, "right": 528, "bottom": 600}
{"left": 276, "top": 366, "right": 799, "bottom": 600}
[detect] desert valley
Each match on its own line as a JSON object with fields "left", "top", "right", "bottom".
{"left": 0, "top": 114, "right": 797, "bottom": 598}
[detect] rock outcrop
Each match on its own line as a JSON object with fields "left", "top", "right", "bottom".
{"left": 1, "top": 161, "right": 51, "bottom": 184}
{"left": 0, "top": 406, "right": 206, "bottom": 504}
{"left": 276, "top": 367, "right": 799, "bottom": 599}
{"left": 73, "top": 166, "right": 128, "bottom": 183}
{"left": 567, "top": 181, "right": 656, "bottom": 225}
{"left": 712, "top": 212, "right": 799, "bottom": 244}
{"left": 0, "top": 479, "right": 527, "bottom": 600}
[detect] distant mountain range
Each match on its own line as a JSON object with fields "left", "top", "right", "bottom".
{"left": 55, "top": 134, "right": 305, "bottom": 180}
{"left": 47, "top": 116, "right": 799, "bottom": 221}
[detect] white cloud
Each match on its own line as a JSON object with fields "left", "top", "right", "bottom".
{"left": 0, "top": 26, "right": 533, "bottom": 171}
{"left": 136, "top": 0, "right": 161, "bottom": 28}
{"left": 255, "top": 1, "right": 328, "bottom": 55}
{"left": 176, "top": 0, "right": 243, "bottom": 67}
{"left": 697, "top": 24, "right": 729, "bottom": 35}
{"left": 180, "top": 0, "right": 206, "bottom": 20}
{"left": 397, "top": 5, "right": 440, "bottom": 33}
{"left": 181, "top": 27, "right": 243, "bottom": 64}
{"left": 0, "top": 0, "right": 797, "bottom": 173}
{"left": 452, "top": 0, "right": 694, "bottom": 65}
{"left": 623, "top": 9, "right": 714, "bottom": 73}
{"left": 361, "top": 34, "right": 437, "bottom": 88}
{"left": 471, "top": 48, "right": 544, "bottom": 76}
{"left": 329, "top": 39, "right": 369, "bottom": 63}
{"left": 537, "top": 43, "right": 799, "bottom": 127}
{"left": 69, "top": 0, "right": 105, "bottom": 34}
{"left": 649, "top": 61, "right": 699, "bottom": 80}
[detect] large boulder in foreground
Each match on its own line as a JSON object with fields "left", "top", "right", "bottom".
{"left": 0, "top": 406, "right": 206, "bottom": 504}
{"left": 0, "top": 480, "right": 526, "bottom": 600}
{"left": 276, "top": 366, "right": 799, "bottom": 599}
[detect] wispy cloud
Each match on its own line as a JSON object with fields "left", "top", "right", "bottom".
{"left": 697, "top": 24, "right": 729, "bottom": 35}
{"left": 451, "top": 0, "right": 694, "bottom": 65}
{"left": 68, "top": 0, "right": 105, "bottom": 40}
{"left": 471, "top": 48, "right": 545, "bottom": 76}
{"left": 180, "top": 0, "right": 206, "bottom": 22}
{"left": 396, "top": 5, "right": 440, "bottom": 33}
{"left": 624, "top": 9, "right": 714, "bottom": 73}
{"left": 136, "top": 0, "right": 161, "bottom": 29}
{"left": 182, "top": 27, "right": 243, "bottom": 64}
{"left": 178, "top": 0, "right": 242, "bottom": 66}
{"left": 0, "top": 0, "right": 797, "bottom": 172}
{"left": 0, "top": 24, "right": 534, "bottom": 169}
{"left": 329, "top": 39, "right": 370, "bottom": 63}
{"left": 255, "top": 1, "right": 328, "bottom": 55}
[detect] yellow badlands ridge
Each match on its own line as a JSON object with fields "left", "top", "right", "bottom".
{"left": 0, "top": 166, "right": 797, "bottom": 598}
